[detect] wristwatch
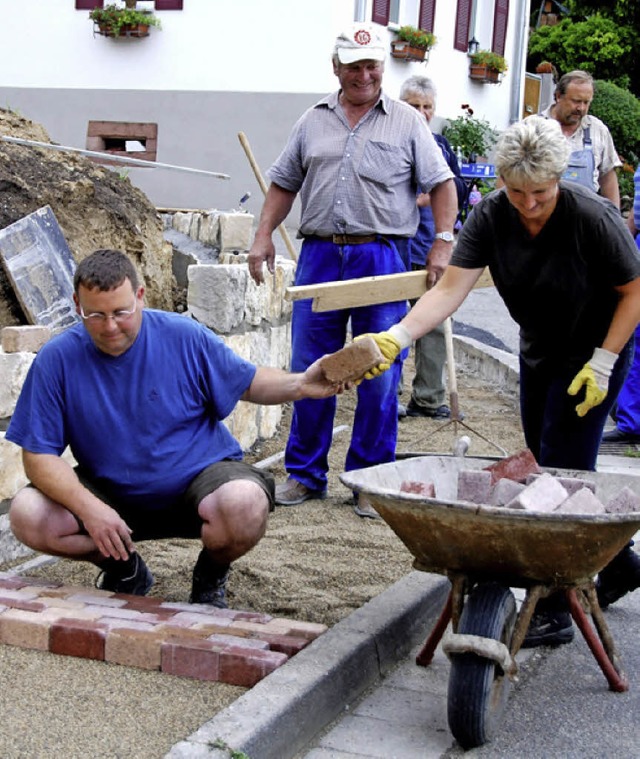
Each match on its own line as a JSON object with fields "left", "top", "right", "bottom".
{"left": 434, "top": 231, "right": 454, "bottom": 243}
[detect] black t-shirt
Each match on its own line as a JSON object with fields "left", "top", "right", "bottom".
{"left": 452, "top": 182, "right": 640, "bottom": 370}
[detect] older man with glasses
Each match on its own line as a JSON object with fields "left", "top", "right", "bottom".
{"left": 6, "top": 248, "right": 345, "bottom": 608}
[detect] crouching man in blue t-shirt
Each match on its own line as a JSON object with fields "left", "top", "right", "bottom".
{"left": 6, "top": 248, "right": 346, "bottom": 608}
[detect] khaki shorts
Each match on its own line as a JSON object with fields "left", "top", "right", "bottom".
{"left": 73, "top": 460, "right": 275, "bottom": 541}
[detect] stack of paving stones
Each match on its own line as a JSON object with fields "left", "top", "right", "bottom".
{"left": 401, "top": 448, "right": 640, "bottom": 515}
{"left": 0, "top": 573, "right": 326, "bottom": 686}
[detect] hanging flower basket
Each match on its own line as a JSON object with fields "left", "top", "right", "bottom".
{"left": 89, "top": 4, "right": 161, "bottom": 39}
{"left": 390, "top": 39, "right": 430, "bottom": 63}
{"left": 95, "top": 22, "right": 150, "bottom": 38}
{"left": 469, "top": 64, "right": 504, "bottom": 84}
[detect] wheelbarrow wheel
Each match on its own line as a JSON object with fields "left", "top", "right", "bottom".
{"left": 447, "top": 582, "right": 516, "bottom": 750}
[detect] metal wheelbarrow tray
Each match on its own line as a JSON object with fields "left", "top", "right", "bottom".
{"left": 340, "top": 455, "right": 640, "bottom": 749}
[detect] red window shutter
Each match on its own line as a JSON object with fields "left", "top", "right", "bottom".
{"left": 76, "top": 0, "right": 103, "bottom": 9}
{"left": 454, "top": 0, "right": 472, "bottom": 52}
{"left": 155, "top": 0, "right": 183, "bottom": 9}
{"left": 492, "top": 0, "right": 509, "bottom": 57}
{"left": 418, "top": 0, "right": 436, "bottom": 33}
{"left": 372, "top": 0, "right": 390, "bottom": 26}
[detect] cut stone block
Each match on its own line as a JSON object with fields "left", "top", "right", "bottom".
{"left": 526, "top": 473, "right": 596, "bottom": 496}
{"left": 605, "top": 486, "right": 640, "bottom": 515}
{"left": 319, "top": 337, "right": 384, "bottom": 383}
{"left": 457, "top": 470, "right": 493, "bottom": 504}
{"left": 400, "top": 480, "right": 436, "bottom": 497}
{"left": 506, "top": 472, "right": 568, "bottom": 512}
{"left": 1, "top": 325, "right": 52, "bottom": 354}
{"left": 484, "top": 448, "right": 541, "bottom": 484}
{"left": 555, "top": 487, "right": 605, "bottom": 515}
{"left": 491, "top": 478, "right": 525, "bottom": 507}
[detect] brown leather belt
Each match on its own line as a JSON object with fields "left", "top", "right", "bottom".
{"left": 313, "top": 234, "right": 378, "bottom": 245}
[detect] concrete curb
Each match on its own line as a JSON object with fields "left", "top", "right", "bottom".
{"left": 453, "top": 335, "right": 519, "bottom": 397}
{"left": 165, "top": 571, "right": 450, "bottom": 759}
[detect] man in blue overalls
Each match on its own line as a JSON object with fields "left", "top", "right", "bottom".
{"left": 541, "top": 70, "right": 621, "bottom": 206}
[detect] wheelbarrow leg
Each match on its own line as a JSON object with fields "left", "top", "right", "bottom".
{"left": 565, "top": 587, "right": 629, "bottom": 692}
{"left": 416, "top": 574, "right": 465, "bottom": 667}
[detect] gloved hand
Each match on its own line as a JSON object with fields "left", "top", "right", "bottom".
{"left": 356, "top": 324, "right": 412, "bottom": 380}
{"left": 567, "top": 347, "right": 618, "bottom": 417}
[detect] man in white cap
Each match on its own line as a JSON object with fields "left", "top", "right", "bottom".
{"left": 248, "top": 24, "right": 457, "bottom": 516}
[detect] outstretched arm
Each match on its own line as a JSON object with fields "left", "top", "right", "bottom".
{"left": 242, "top": 361, "right": 345, "bottom": 405}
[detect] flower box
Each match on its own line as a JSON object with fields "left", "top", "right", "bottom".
{"left": 469, "top": 64, "right": 503, "bottom": 84}
{"left": 390, "top": 40, "right": 429, "bottom": 63}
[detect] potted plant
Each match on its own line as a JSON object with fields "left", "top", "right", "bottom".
{"left": 442, "top": 104, "right": 498, "bottom": 163}
{"left": 469, "top": 50, "right": 508, "bottom": 83}
{"left": 89, "top": 3, "right": 162, "bottom": 38}
{"left": 390, "top": 25, "right": 436, "bottom": 62}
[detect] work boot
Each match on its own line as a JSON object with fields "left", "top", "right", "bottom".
{"left": 596, "top": 543, "right": 640, "bottom": 609}
{"left": 95, "top": 551, "right": 154, "bottom": 596}
{"left": 189, "top": 548, "right": 230, "bottom": 609}
{"left": 275, "top": 477, "right": 326, "bottom": 506}
{"left": 522, "top": 593, "right": 574, "bottom": 648}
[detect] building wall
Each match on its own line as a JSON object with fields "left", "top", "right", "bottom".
{"left": 0, "top": 0, "right": 529, "bottom": 215}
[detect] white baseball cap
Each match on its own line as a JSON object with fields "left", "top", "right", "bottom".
{"left": 334, "top": 24, "right": 386, "bottom": 64}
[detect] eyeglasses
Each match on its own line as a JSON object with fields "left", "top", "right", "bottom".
{"left": 79, "top": 298, "right": 137, "bottom": 324}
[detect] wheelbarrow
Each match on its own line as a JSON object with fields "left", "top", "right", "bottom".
{"left": 340, "top": 454, "right": 640, "bottom": 750}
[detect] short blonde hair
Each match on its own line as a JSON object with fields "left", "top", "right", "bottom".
{"left": 495, "top": 116, "right": 570, "bottom": 184}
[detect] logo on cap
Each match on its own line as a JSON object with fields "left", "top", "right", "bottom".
{"left": 353, "top": 29, "right": 372, "bottom": 46}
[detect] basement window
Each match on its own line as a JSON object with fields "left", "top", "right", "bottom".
{"left": 86, "top": 121, "right": 158, "bottom": 165}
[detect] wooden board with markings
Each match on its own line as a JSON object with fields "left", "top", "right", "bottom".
{"left": 0, "top": 205, "right": 79, "bottom": 333}
{"left": 285, "top": 268, "right": 494, "bottom": 312}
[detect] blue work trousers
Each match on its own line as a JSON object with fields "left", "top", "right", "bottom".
{"left": 285, "top": 237, "right": 409, "bottom": 491}
{"left": 519, "top": 342, "right": 632, "bottom": 472}
{"left": 616, "top": 325, "right": 640, "bottom": 436}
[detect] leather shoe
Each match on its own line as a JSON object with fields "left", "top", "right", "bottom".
{"left": 601, "top": 427, "right": 640, "bottom": 444}
{"left": 353, "top": 494, "right": 381, "bottom": 520}
{"left": 275, "top": 477, "right": 326, "bottom": 506}
{"left": 596, "top": 544, "right": 640, "bottom": 608}
{"left": 406, "top": 402, "right": 462, "bottom": 420}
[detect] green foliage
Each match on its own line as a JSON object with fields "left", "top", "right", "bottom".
{"left": 395, "top": 25, "right": 436, "bottom": 49}
{"left": 89, "top": 4, "right": 162, "bottom": 35}
{"left": 442, "top": 105, "right": 498, "bottom": 160}
{"left": 527, "top": 14, "right": 635, "bottom": 91}
{"left": 589, "top": 79, "right": 640, "bottom": 167}
{"left": 469, "top": 50, "right": 508, "bottom": 73}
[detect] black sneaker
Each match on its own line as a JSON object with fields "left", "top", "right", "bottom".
{"left": 521, "top": 609, "right": 574, "bottom": 648}
{"left": 96, "top": 552, "right": 154, "bottom": 596}
{"left": 596, "top": 544, "right": 640, "bottom": 609}
{"left": 189, "top": 549, "right": 230, "bottom": 609}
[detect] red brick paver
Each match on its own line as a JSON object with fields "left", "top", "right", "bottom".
{"left": 0, "top": 573, "right": 327, "bottom": 684}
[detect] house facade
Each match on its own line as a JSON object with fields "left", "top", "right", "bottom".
{"left": 0, "top": 0, "right": 531, "bottom": 217}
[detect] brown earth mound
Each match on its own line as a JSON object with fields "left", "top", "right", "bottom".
{"left": 0, "top": 107, "right": 174, "bottom": 328}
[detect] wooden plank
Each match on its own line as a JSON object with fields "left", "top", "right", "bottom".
{"left": 285, "top": 268, "right": 494, "bottom": 312}
{"left": 0, "top": 206, "right": 80, "bottom": 333}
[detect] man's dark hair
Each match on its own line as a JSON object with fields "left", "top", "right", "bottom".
{"left": 74, "top": 249, "right": 140, "bottom": 293}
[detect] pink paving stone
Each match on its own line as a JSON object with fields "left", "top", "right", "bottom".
{"left": 217, "top": 645, "right": 289, "bottom": 687}
{"left": 0, "top": 587, "right": 41, "bottom": 601}
{"left": 526, "top": 473, "right": 596, "bottom": 496}
{"left": 319, "top": 337, "right": 384, "bottom": 383}
{"left": 555, "top": 487, "right": 605, "bottom": 515}
{"left": 457, "top": 470, "right": 493, "bottom": 504}
{"left": 259, "top": 632, "right": 311, "bottom": 656}
{"left": 0, "top": 595, "right": 46, "bottom": 613}
{"left": 37, "top": 597, "right": 86, "bottom": 610}
{"left": 12, "top": 576, "right": 61, "bottom": 589}
{"left": 0, "top": 576, "right": 29, "bottom": 590}
{"left": 49, "top": 619, "right": 108, "bottom": 660}
{"left": 67, "top": 592, "right": 128, "bottom": 607}
{"left": 229, "top": 619, "right": 297, "bottom": 636}
{"left": 100, "top": 619, "right": 157, "bottom": 633}
{"left": 167, "top": 611, "right": 235, "bottom": 626}
{"left": 484, "top": 448, "right": 541, "bottom": 484}
{"left": 207, "top": 634, "right": 269, "bottom": 649}
{"left": 605, "top": 486, "right": 640, "bottom": 515}
{"left": 491, "top": 479, "right": 525, "bottom": 507}
{"left": 232, "top": 611, "right": 273, "bottom": 623}
{"left": 400, "top": 480, "right": 436, "bottom": 497}
{"left": 506, "top": 472, "right": 569, "bottom": 512}
{"left": 105, "top": 628, "right": 165, "bottom": 670}
{"left": 283, "top": 621, "right": 328, "bottom": 640}
{"left": 161, "top": 637, "right": 223, "bottom": 681}
{"left": 0, "top": 608, "right": 51, "bottom": 650}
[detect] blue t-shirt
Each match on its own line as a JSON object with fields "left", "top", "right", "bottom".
{"left": 7, "top": 310, "right": 257, "bottom": 509}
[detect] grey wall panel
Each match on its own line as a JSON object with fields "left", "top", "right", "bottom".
{"left": 0, "top": 88, "right": 323, "bottom": 225}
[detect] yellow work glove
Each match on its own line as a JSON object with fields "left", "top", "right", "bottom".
{"left": 567, "top": 347, "right": 618, "bottom": 417}
{"left": 356, "top": 324, "right": 412, "bottom": 380}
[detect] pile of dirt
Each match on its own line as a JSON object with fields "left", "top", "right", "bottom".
{"left": 0, "top": 107, "right": 174, "bottom": 328}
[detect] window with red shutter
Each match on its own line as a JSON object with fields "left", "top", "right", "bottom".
{"left": 454, "top": 0, "right": 472, "bottom": 52}
{"left": 76, "top": 0, "right": 103, "bottom": 9}
{"left": 492, "top": 0, "right": 509, "bottom": 56}
{"left": 155, "top": 0, "right": 183, "bottom": 9}
{"left": 418, "top": 0, "right": 436, "bottom": 33}
{"left": 372, "top": 0, "right": 390, "bottom": 26}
